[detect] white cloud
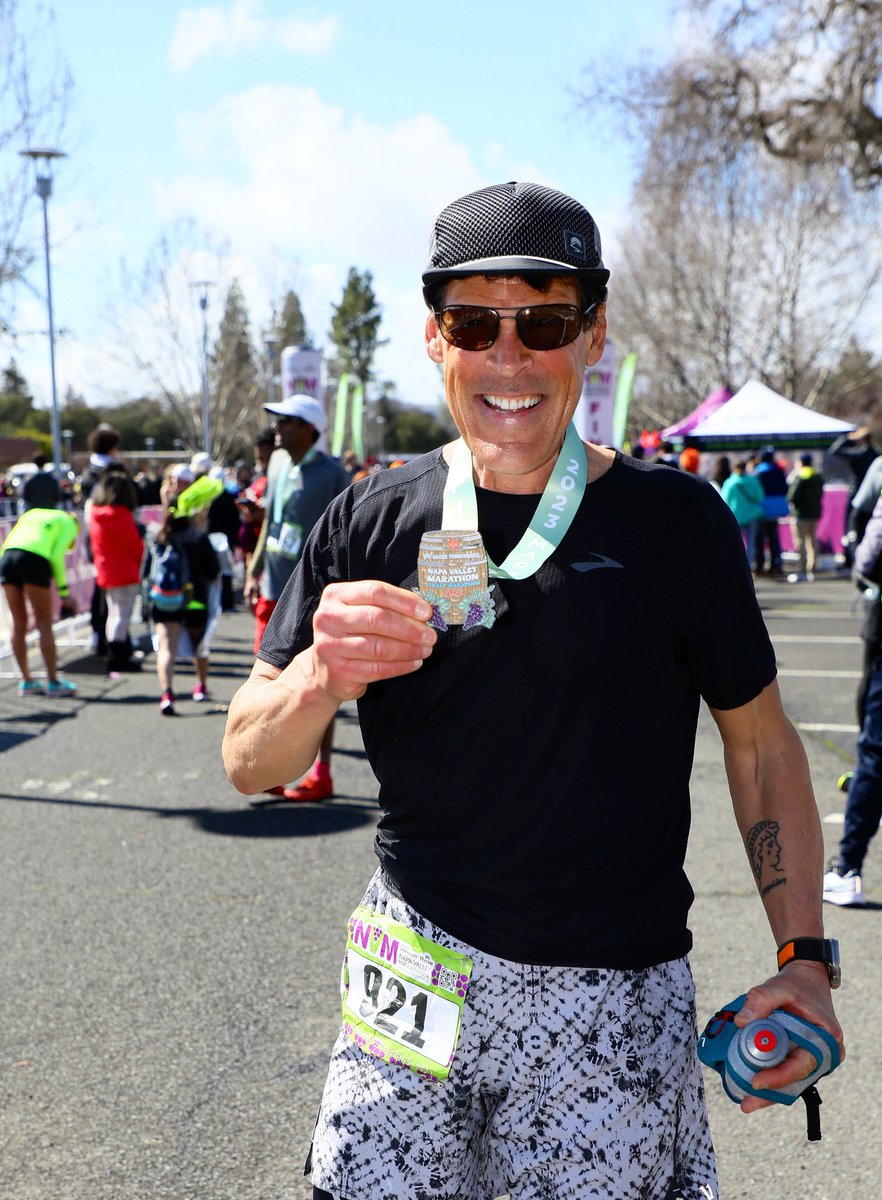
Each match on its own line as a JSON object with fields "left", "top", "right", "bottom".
{"left": 148, "top": 83, "right": 488, "bottom": 404}
{"left": 170, "top": 0, "right": 341, "bottom": 73}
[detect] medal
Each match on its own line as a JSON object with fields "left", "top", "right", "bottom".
{"left": 416, "top": 531, "right": 496, "bottom": 631}
{"left": 416, "top": 422, "right": 589, "bottom": 633}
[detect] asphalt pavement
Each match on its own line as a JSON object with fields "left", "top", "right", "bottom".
{"left": 0, "top": 573, "right": 878, "bottom": 1200}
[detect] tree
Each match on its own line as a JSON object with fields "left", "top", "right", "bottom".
{"left": 111, "top": 221, "right": 242, "bottom": 459}
{"left": 810, "top": 338, "right": 882, "bottom": 424}
{"left": 0, "top": 1, "right": 73, "bottom": 325}
{"left": 263, "top": 286, "right": 311, "bottom": 405}
{"left": 209, "top": 279, "right": 260, "bottom": 462}
{"left": 271, "top": 287, "right": 310, "bottom": 351}
{"left": 578, "top": 1, "right": 882, "bottom": 193}
{"left": 327, "top": 268, "right": 385, "bottom": 384}
{"left": 575, "top": 10, "right": 882, "bottom": 426}
{"left": 686, "top": 0, "right": 882, "bottom": 191}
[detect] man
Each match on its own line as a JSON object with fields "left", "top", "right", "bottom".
{"left": 223, "top": 182, "right": 842, "bottom": 1199}
{"left": 786, "top": 452, "right": 824, "bottom": 582}
{"left": 753, "top": 447, "right": 789, "bottom": 576}
{"left": 21, "top": 453, "right": 62, "bottom": 510}
{"left": 244, "top": 394, "right": 348, "bottom": 802}
{"left": 830, "top": 426, "right": 879, "bottom": 569}
{"left": 824, "top": 484, "right": 882, "bottom": 906}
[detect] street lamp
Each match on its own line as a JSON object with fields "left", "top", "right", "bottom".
{"left": 191, "top": 280, "right": 214, "bottom": 456}
{"left": 263, "top": 335, "right": 278, "bottom": 408}
{"left": 20, "top": 147, "right": 67, "bottom": 479}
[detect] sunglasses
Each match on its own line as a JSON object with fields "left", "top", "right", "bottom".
{"left": 434, "top": 302, "right": 596, "bottom": 352}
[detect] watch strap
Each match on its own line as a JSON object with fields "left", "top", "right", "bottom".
{"left": 777, "top": 937, "right": 841, "bottom": 987}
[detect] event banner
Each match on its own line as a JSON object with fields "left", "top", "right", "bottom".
{"left": 280, "top": 347, "right": 323, "bottom": 400}
{"left": 573, "top": 338, "right": 618, "bottom": 447}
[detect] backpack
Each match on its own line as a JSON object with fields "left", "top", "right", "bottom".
{"left": 148, "top": 539, "right": 191, "bottom": 611}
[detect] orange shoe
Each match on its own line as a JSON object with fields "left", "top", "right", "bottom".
{"left": 264, "top": 785, "right": 286, "bottom": 796}
{"left": 282, "top": 774, "right": 333, "bottom": 803}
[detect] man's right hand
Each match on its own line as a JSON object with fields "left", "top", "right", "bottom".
{"left": 297, "top": 580, "right": 436, "bottom": 703}
{"left": 244, "top": 575, "right": 260, "bottom": 607}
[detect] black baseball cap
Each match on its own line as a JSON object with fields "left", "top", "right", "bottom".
{"left": 422, "top": 181, "right": 610, "bottom": 306}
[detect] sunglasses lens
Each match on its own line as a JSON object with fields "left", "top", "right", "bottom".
{"left": 517, "top": 305, "right": 582, "bottom": 350}
{"left": 438, "top": 304, "right": 584, "bottom": 351}
{"left": 438, "top": 306, "right": 499, "bottom": 350}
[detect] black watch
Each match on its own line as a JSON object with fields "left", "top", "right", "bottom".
{"left": 777, "top": 937, "right": 841, "bottom": 989}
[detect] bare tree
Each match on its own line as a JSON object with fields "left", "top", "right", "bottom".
{"left": 0, "top": 0, "right": 73, "bottom": 324}
{"left": 578, "top": 0, "right": 882, "bottom": 193}
{"left": 576, "top": 4, "right": 882, "bottom": 426}
{"left": 111, "top": 222, "right": 255, "bottom": 460}
{"left": 688, "top": 0, "right": 882, "bottom": 190}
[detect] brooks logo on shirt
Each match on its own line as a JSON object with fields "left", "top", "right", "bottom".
{"left": 571, "top": 554, "right": 624, "bottom": 572}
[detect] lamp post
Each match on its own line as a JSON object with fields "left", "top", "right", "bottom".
{"left": 62, "top": 428, "right": 73, "bottom": 464}
{"left": 20, "top": 147, "right": 67, "bottom": 479}
{"left": 263, "top": 335, "right": 278, "bottom": 408}
{"left": 191, "top": 280, "right": 214, "bottom": 456}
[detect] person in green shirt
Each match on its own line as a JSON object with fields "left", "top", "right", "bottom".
{"left": 0, "top": 507, "right": 80, "bottom": 696}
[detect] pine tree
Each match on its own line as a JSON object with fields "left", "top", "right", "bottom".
{"left": 209, "top": 279, "right": 260, "bottom": 460}
{"left": 328, "top": 268, "right": 385, "bottom": 384}
{"left": 272, "top": 288, "right": 310, "bottom": 352}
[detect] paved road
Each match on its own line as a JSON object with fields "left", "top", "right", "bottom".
{"left": 0, "top": 574, "right": 877, "bottom": 1200}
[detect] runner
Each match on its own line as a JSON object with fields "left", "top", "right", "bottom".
{"left": 243, "top": 394, "right": 348, "bottom": 802}
{"left": 223, "top": 181, "right": 843, "bottom": 1200}
{"left": 0, "top": 507, "right": 80, "bottom": 696}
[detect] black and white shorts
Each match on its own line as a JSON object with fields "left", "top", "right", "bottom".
{"left": 308, "top": 869, "right": 717, "bottom": 1200}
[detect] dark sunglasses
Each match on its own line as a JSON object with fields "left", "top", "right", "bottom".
{"left": 434, "top": 302, "right": 596, "bottom": 352}
{"left": 273, "top": 415, "right": 306, "bottom": 427}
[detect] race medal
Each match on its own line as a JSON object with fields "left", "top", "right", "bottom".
{"left": 416, "top": 530, "right": 496, "bottom": 632}
{"left": 341, "top": 906, "right": 473, "bottom": 1082}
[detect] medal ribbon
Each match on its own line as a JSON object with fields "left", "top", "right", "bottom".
{"left": 442, "top": 422, "right": 588, "bottom": 581}
{"left": 272, "top": 445, "right": 318, "bottom": 526}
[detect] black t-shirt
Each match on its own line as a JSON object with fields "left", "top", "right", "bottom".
{"left": 260, "top": 450, "right": 777, "bottom": 968}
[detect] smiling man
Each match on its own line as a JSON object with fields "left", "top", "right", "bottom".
{"left": 223, "top": 182, "right": 842, "bottom": 1200}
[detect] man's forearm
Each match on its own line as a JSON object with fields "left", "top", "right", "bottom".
{"left": 223, "top": 653, "right": 341, "bottom": 793}
{"left": 726, "top": 724, "right": 825, "bottom": 944}
{"left": 247, "top": 517, "right": 269, "bottom": 583}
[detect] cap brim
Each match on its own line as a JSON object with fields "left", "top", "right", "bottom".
{"left": 422, "top": 257, "right": 609, "bottom": 304}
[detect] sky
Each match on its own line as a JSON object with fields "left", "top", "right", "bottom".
{"left": 6, "top": 0, "right": 686, "bottom": 429}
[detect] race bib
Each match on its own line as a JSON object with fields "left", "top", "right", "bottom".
{"left": 265, "top": 520, "right": 303, "bottom": 560}
{"left": 341, "top": 906, "right": 473, "bottom": 1082}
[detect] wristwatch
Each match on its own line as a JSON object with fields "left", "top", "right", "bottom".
{"left": 777, "top": 937, "right": 841, "bottom": 989}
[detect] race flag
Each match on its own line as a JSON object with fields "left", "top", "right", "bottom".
{"left": 612, "top": 352, "right": 637, "bottom": 450}
{"left": 332, "top": 374, "right": 350, "bottom": 458}
{"left": 350, "top": 380, "right": 365, "bottom": 463}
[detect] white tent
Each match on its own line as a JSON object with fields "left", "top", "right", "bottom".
{"left": 686, "top": 379, "right": 855, "bottom": 451}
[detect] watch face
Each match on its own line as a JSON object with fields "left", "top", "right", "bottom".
{"left": 828, "top": 938, "right": 841, "bottom": 989}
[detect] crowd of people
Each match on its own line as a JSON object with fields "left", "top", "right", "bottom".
{"left": 0, "top": 417, "right": 372, "bottom": 741}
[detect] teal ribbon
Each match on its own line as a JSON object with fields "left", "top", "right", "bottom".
{"left": 441, "top": 422, "right": 588, "bottom": 580}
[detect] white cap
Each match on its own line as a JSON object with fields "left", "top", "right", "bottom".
{"left": 264, "top": 393, "right": 328, "bottom": 434}
{"left": 190, "top": 451, "right": 213, "bottom": 474}
{"left": 170, "top": 463, "right": 194, "bottom": 484}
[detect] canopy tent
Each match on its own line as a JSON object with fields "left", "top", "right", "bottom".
{"left": 661, "top": 387, "right": 732, "bottom": 442}
{"left": 685, "top": 379, "right": 855, "bottom": 451}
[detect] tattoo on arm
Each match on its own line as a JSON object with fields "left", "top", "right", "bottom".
{"left": 746, "top": 819, "right": 788, "bottom": 895}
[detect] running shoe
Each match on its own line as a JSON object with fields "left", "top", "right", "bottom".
{"left": 45, "top": 677, "right": 77, "bottom": 697}
{"left": 192, "top": 683, "right": 208, "bottom": 703}
{"left": 822, "top": 864, "right": 865, "bottom": 907}
{"left": 283, "top": 774, "right": 334, "bottom": 803}
{"left": 159, "top": 691, "right": 176, "bottom": 716}
{"left": 18, "top": 679, "right": 44, "bottom": 696}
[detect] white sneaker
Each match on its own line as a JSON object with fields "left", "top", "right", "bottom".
{"left": 823, "top": 866, "right": 865, "bottom": 907}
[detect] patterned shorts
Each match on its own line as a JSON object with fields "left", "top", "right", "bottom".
{"left": 307, "top": 870, "right": 717, "bottom": 1200}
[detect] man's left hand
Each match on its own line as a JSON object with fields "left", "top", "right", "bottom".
{"left": 733, "top": 960, "right": 844, "bottom": 1112}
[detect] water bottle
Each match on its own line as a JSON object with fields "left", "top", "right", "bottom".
{"left": 735, "top": 1017, "right": 789, "bottom": 1072}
